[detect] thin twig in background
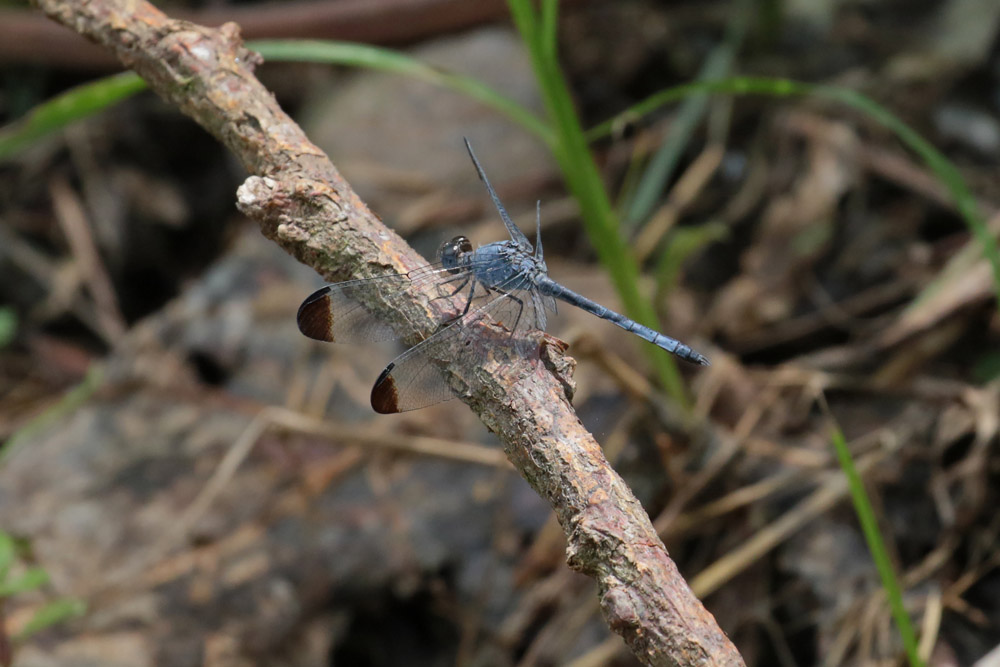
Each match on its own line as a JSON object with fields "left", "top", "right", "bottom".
{"left": 29, "top": 1, "right": 742, "bottom": 664}
{"left": 49, "top": 176, "right": 127, "bottom": 342}
{"left": 0, "top": 0, "right": 583, "bottom": 69}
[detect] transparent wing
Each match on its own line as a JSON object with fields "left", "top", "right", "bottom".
{"left": 370, "top": 272, "right": 549, "bottom": 413}
{"left": 297, "top": 262, "right": 470, "bottom": 344}
{"left": 464, "top": 138, "right": 533, "bottom": 251}
{"left": 297, "top": 252, "right": 549, "bottom": 345}
{"left": 540, "top": 293, "right": 558, "bottom": 316}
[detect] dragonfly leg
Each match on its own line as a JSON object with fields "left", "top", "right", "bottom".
{"left": 448, "top": 278, "right": 470, "bottom": 296}
{"left": 441, "top": 280, "right": 479, "bottom": 326}
{"left": 429, "top": 275, "right": 470, "bottom": 301}
{"left": 461, "top": 280, "right": 477, "bottom": 316}
{"left": 430, "top": 276, "right": 474, "bottom": 325}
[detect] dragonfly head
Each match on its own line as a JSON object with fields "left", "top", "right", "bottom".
{"left": 439, "top": 235, "right": 473, "bottom": 273}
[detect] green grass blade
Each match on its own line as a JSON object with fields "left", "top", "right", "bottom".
{"left": 508, "top": 0, "right": 687, "bottom": 406}
{"left": 829, "top": 423, "right": 923, "bottom": 667}
{"left": 623, "top": 55, "right": 725, "bottom": 227}
{"left": 0, "top": 72, "right": 147, "bottom": 162}
{"left": 588, "top": 78, "right": 798, "bottom": 140}
{"left": 0, "top": 567, "right": 49, "bottom": 597}
{"left": 540, "top": 0, "right": 559, "bottom": 59}
{"left": 655, "top": 221, "right": 729, "bottom": 299}
{"left": 16, "top": 598, "right": 86, "bottom": 640}
{"left": 0, "top": 307, "right": 16, "bottom": 349}
{"left": 250, "top": 40, "right": 553, "bottom": 146}
{"left": 812, "top": 84, "right": 1000, "bottom": 311}
{"left": 1, "top": 365, "right": 104, "bottom": 465}
{"left": 0, "top": 532, "right": 14, "bottom": 581}
{"left": 625, "top": 0, "right": 749, "bottom": 227}
{"left": 587, "top": 76, "right": 1000, "bottom": 305}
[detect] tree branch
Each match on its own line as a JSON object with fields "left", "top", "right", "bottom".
{"left": 30, "top": 1, "right": 744, "bottom": 664}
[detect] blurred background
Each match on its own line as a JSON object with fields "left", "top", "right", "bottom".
{"left": 0, "top": 0, "right": 999, "bottom": 665}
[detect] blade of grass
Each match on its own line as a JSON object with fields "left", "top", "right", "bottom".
{"left": 0, "top": 568, "right": 49, "bottom": 597}
{"left": 1, "top": 365, "right": 104, "bottom": 465}
{"left": 540, "top": 0, "right": 559, "bottom": 59}
{"left": 828, "top": 420, "right": 923, "bottom": 667}
{"left": 250, "top": 40, "right": 553, "bottom": 146}
{"left": 654, "top": 221, "right": 729, "bottom": 299}
{"left": 0, "top": 532, "right": 14, "bottom": 581}
{"left": 0, "top": 71, "right": 147, "bottom": 162}
{"left": 588, "top": 78, "right": 800, "bottom": 140}
{"left": 0, "top": 307, "right": 16, "bottom": 349}
{"left": 16, "top": 598, "right": 86, "bottom": 640}
{"left": 587, "top": 76, "right": 1000, "bottom": 306}
{"left": 508, "top": 0, "right": 688, "bottom": 406}
{"left": 624, "top": 0, "right": 750, "bottom": 227}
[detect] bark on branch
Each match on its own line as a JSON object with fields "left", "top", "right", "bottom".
{"left": 30, "top": 1, "right": 744, "bottom": 664}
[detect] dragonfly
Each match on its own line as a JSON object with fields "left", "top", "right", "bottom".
{"left": 297, "top": 138, "right": 709, "bottom": 413}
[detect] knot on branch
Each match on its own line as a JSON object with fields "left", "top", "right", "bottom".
{"left": 238, "top": 175, "right": 349, "bottom": 244}
{"left": 601, "top": 585, "right": 643, "bottom": 635}
{"left": 539, "top": 334, "right": 577, "bottom": 403}
{"left": 565, "top": 499, "right": 622, "bottom": 576}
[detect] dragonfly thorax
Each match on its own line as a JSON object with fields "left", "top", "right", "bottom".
{"left": 439, "top": 235, "right": 473, "bottom": 274}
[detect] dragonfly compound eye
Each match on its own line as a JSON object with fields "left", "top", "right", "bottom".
{"left": 440, "top": 236, "right": 472, "bottom": 272}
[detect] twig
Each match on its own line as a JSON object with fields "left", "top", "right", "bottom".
{"left": 633, "top": 144, "right": 724, "bottom": 264}
{"left": 1, "top": 0, "right": 542, "bottom": 68}
{"left": 154, "top": 405, "right": 510, "bottom": 569}
{"left": 30, "top": 2, "right": 743, "bottom": 664}
{"left": 0, "top": 225, "right": 103, "bottom": 340}
{"left": 49, "top": 175, "right": 127, "bottom": 342}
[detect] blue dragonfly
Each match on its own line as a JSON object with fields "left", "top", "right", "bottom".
{"left": 297, "top": 139, "right": 709, "bottom": 413}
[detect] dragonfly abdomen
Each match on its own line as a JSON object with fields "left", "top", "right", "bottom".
{"left": 538, "top": 278, "right": 710, "bottom": 366}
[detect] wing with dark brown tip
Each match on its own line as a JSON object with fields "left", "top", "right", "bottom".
{"left": 297, "top": 286, "right": 337, "bottom": 341}
{"left": 366, "top": 281, "right": 546, "bottom": 413}
{"left": 295, "top": 265, "right": 457, "bottom": 345}
{"left": 370, "top": 363, "right": 401, "bottom": 414}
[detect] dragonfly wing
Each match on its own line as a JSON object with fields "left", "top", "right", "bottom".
{"left": 464, "top": 138, "right": 533, "bottom": 252}
{"left": 476, "top": 285, "right": 547, "bottom": 336}
{"left": 370, "top": 275, "right": 545, "bottom": 413}
{"left": 541, "top": 293, "right": 558, "bottom": 315}
{"left": 297, "top": 282, "right": 396, "bottom": 343}
{"left": 369, "top": 346, "right": 459, "bottom": 413}
{"left": 297, "top": 264, "right": 468, "bottom": 344}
